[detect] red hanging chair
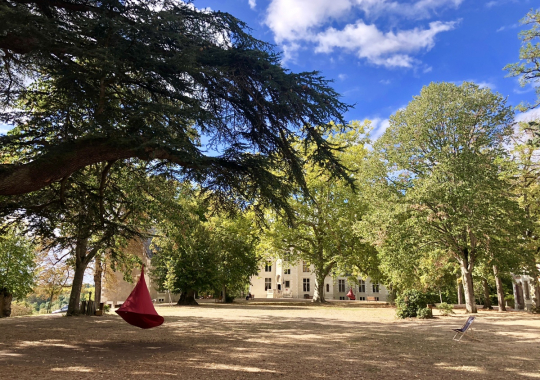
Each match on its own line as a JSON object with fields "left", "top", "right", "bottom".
{"left": 346, "top": 287, "right": 356, "bottom": 300}
{"left": 115, "top": 266, "right": 164, "bottom": 329}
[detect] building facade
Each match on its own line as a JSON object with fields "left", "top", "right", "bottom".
{"left": 250, "top": 259, "right": 388, "bottom": 301}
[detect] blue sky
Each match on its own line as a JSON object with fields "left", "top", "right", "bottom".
{"left": 1, "top": 0, "right": 538, "bottom": 138}
{"left": 194, "top": 0, "right": 540, "bottom": 139}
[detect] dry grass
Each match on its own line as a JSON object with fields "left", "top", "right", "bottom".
{"left": 1, "top": 301, "right": 539, "bottom": 379}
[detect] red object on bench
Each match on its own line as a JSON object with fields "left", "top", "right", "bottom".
{"left": 115, "top": 266, "right": 164, "bottom": 329}
{"left": 346, "top": 288, "right": 356, "bottom": 300}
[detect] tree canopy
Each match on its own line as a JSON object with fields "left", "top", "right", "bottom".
{"left": 359, "top": 82, "right": 529, "bottom": 313}
{"left": 0, "top": 0, "right": 352, "bottom": 218}
{"left": 260, "top": 122, "right": 379, "bottom": 302}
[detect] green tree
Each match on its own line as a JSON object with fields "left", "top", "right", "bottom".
{"left": 151, "top": 187, "right": 259, "bottom": 305}
{"left": 261, "top": 122, "right": 379, "bottom": 303}
{"left": 0, "top": 228, "right": 36, "bottom": 317}
{"left": 505, "top": 9, "right": 540, "bottom": 110}
{"left": 360, "top": 82, "right": 527, "bottom": 313}
{"left": 5, "top": 161, "right": 178, "bottom": 315}
{"left": 0, "top": 0, "right": 351, "bottom": 215}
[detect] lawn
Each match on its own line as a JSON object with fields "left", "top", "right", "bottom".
{"left": 0, "top": 302, "right": 539, "bottom": 379}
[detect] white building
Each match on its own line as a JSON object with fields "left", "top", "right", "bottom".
{"left": 250, "top": 259, "right": 389, "bottom": 301}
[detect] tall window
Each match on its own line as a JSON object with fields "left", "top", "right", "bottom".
{"left": 265, "top": 262, "right": 272, "bottom": 272}
{"left": 372, "top": 283, "right": 380, "bottom": 293}
{"left": 359, "top": 280, "right": 366, "bottom": 293}
{"left": 284, "top": 280, "right": 290, "bottom": 288}
{"left": 303, "top": 262, "right": 309, "bottom": 272}
{"left": 265, "top": 278, "right": 272, "bottom": 290}
{"left": 303, "top": 278, "right": 310, "bottom": 292}
{"left": 284, "top": 268, "right": 291, "bottom": 275}
{"left": 326, "top": 283, "right": 330, "bottom": 293}
{"left": 338, "top": 279, "right": 346, "bottom": 292}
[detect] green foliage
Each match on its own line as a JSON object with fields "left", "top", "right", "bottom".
{"left": 395, "top": 290, "right": 428, "bottom": 319}
{"left": 0, "top": 229, "right": 36, "bottom": 299}
{"left": 505, "top": 10, "right": 540, "bottom": 110}
{"left": 151, "top": 186, "right": 260, "bottom": 297}
{"left": 436, "top": 302, "right": 455, "bottom": 316}
{"left": 10, "top": 301, "right": 34, "bottom": 317}
{"left": 0, "top": 0, "right": 352, "bottom": 217}
{"left": 417, "top": 307, "right": 433, "bottom": 319}
{"left": 359, "top": 82, "right": 531, "bottom": 313}
{"left": 260, "top": 122, "right": 381, "bottom": 302}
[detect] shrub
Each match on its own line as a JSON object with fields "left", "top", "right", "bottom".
{"left": 396, "top": 290, "right": 428, "bottom": 318}
{"left": 417, "top": 307, "right": 433, "bottom": 319}
{"left": 103, "top": 304, "right": 111, "bottom": 313}
{"left": 436, "top": 302, "right": 454, "bottom": 316}
{"left": 10, "top": 301, "right": 34, "bottom": 317}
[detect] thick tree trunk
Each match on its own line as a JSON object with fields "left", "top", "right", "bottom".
{"left": 0, "top": 289, "right": 13, "bottom": 318}
{"left": 460, "top": 266, "right": 477, "bottom": 313}
{"left": 493, "top": 265, "right": 506, "bottom": 312}
{"left": 177, "top": 289, "right": 198, "bottom": 306}
{"left": 482, "top": 278, "right": 492, "bottom": 309}
{"left": 94, "top": 255, "right": 103, "bottom": 309}
{"left": 312, "top": 271, "right": 327, "bottom": 303}
{"left": 67, "top": 237, "right": 90, "bottom": 316}
{"left": 222, "top": 285, "right": 227, "bottom": 303}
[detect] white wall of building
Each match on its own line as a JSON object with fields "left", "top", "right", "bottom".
{"left": 250, "top": 260, "right": 388, "bottom": 301}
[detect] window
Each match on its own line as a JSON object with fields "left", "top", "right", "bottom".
{"left": 284, "top": 269, "right": 291, "bottom": 275}
{"left": 265, "top": 278, "right": 272, "bottom": 290}
{"left": 358, "top": 296, "right": 366, "bottom": 301}
{"left": 326, "top": 284, "right": 329, "bottom": 293}
{"left": 265, "top": 262, "right": 272, "bottom": 272}
{"left": 358, "top": 280, "right": 366, "bottom": 293}
{"left": 339, "top": 296, "right": 346, "bottom": 300}
{"left": 303, "top": 278, "right": 310, "bottom": 292}
{"left": 303, "top": 262, "right": 310, "bottom": 272}
{"left": 338, "top": 279, "right": 346, "bottom": 292}
{"left": 284, "top": 280, "right": 290, "bottom": 288}
{"left": 372, "top": 283, "right": 380, "bottom": 293}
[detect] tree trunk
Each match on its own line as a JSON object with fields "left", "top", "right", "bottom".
{"left": 312, "top": 271, "right": 326, "bottom": 303}
{"left": 493, "top": 265, "right": 506, "bottom": 312}
{"left": 0, "top": 289, "right": 13, "bottom": 318}
{"left": 177, "top": 289, "right": 198, "bottom": 306}
{"left": 222, "top": 285, "right": 227, "bottom": 303}
{"left": 460, "top": 266, "right": 477, "bottom": 313}
{"left": 482, "top": 278, "right": 492, "bottom": 309}
{"left": 457, "top": 279, "right": 464, "bottom": 305}
{"left": 516, "top": 282, "right": 525, "bottom": 310}
{"left": 533, "top": 279, "right": 540, "bottom": 312}
{"left": 67, "top": 237, "right": 90, "bottom": 316}
{"left": 94, "top": 254, "right": 103, "bottom": 309}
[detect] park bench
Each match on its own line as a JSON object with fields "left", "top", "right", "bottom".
{"left": 367, "top": 296, "right": 378, "bottom": 301}
{"left": 452, "top": 316, "right": 475, "bottom": 341}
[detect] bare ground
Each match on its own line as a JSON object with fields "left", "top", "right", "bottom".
{"left": 0, "top": 301, "right": 539, "bottom": 379}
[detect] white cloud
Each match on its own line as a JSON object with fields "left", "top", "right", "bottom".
{"left": 315, "top": 21, "right": 456, "bottom": 68}
{"left": 369, "top": 118, "right": 390, "bottom": 140}
{"left": 515, "top": 109, "right": 540, "bottom": 123}
{"left": 248, "top": 0, "right": 256, "bottom": 10}
{"left": 338, "top": 74, "right": 348, "bottom": 81}
{"left": 264, "top": 0, "right": 460, "bottom": 67}
{"left": 0, "top": 123, "right": 13, "bottom": 135}
{"left": 380, "top": 79, "right": 391, "bottom": 85}
{"left": 355, "top": 0, "right": 464, "bottom": 20}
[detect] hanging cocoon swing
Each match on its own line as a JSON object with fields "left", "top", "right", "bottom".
{"left": 115, "top": 266, "right": 164, "bottom": 329}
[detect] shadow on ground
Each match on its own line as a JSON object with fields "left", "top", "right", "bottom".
{"left": 0, "top": 304, "right": 539, "bottom": 380}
